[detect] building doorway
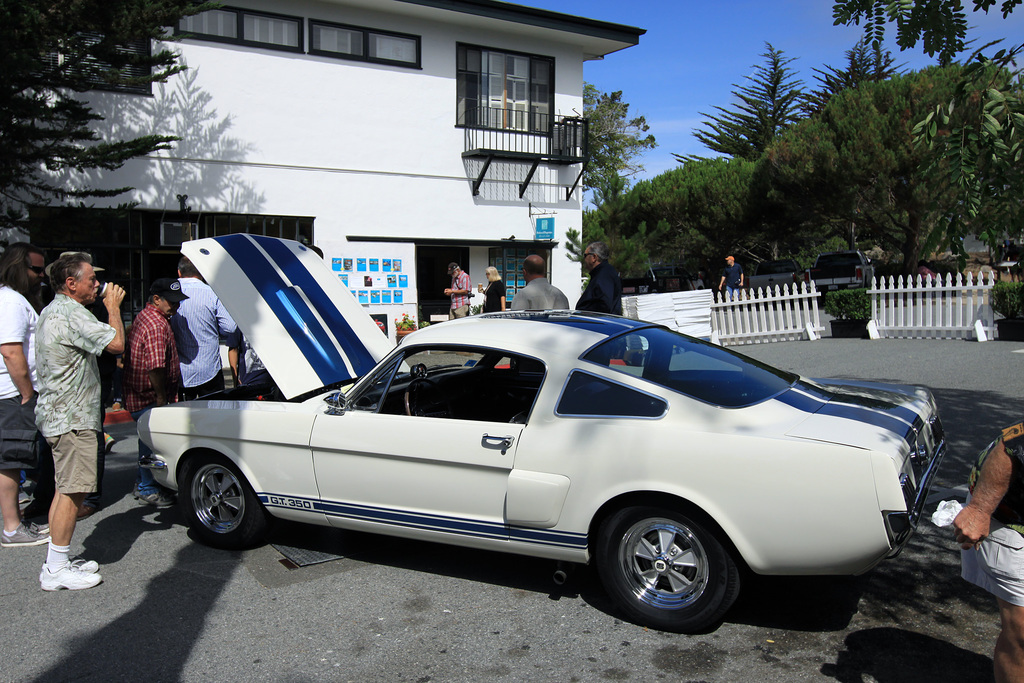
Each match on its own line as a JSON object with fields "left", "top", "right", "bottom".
{"left": 417, "top": 245, "right": 469, "bottom": 320}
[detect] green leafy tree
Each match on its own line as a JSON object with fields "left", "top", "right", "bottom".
{"left": 769, "top": 66, "right": 966, "bottom": 273}
{"left": 0, "top": 0, "right": 214, "bottom": 228}
{"left": 681, "top": 43, "right": 806, "bottom": 162}
{"left": 832, "top": 0, "right": 1019, "bottom": 64}
{"left": 583, "top": 83, "right": 657, "bottom": 191}
{"left": 578, "top": 174, "right": 670, "bottom": 277}
{"left": 833, "top": 0, "right": 1023, "bottom": 259}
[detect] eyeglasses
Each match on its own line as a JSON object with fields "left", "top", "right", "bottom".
{"left": 584, "top": 252, "right": 595, "bottom": 258}
{"left": 28, "top": 265, "right": 44, "bottom": 275}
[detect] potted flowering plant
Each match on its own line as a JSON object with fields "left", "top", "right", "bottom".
{"left": 394, "top": 312, "right": 417, "bottom": 341}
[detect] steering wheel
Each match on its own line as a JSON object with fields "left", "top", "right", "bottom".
{"left": 404, "top": 377, "right": 453, "bottom": 418}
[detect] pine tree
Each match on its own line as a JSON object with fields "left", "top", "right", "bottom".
{"left": 680, "top": 43, "right": 806, "bottom": 162}
{"left": 0, "top": 0, "right": 214, "bottom": 228}
{"left": 802, "top": 38, "right": 902, "bottom": 114}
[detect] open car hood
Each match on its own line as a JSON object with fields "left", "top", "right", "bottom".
{"left": 181, "top": 235, "right": 392, "bottom": 399}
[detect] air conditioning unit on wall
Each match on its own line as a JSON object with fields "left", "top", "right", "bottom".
{"left": 160, "top": 222, "right": 185, "bottom": 247}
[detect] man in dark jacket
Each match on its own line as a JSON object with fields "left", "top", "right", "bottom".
{"left": 576, "top": 242, "right": 622, "bottom": 315}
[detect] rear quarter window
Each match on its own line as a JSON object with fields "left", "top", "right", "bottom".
{"left": 556, "top": 371, "right": 667, "bottom": 418}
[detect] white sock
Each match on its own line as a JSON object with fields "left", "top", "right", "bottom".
{"left": 3, "top": 527, "right": 18, "bottom": 538}
{"left": 45, "top": 542, "right": 70, "bottom": 571}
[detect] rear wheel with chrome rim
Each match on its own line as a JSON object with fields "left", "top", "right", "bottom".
{"left": 596, "top": 506, "right": 740, "bottom": 632}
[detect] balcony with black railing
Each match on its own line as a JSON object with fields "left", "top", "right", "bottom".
{"left": 458, "top": 106, "right": 588, "bottom": 197}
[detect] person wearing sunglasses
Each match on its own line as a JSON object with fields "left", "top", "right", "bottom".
{"left": 576, "top": 242, "right": 622, "bottom": 315}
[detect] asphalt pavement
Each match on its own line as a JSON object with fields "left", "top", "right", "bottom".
{"left": 1, "top": 336, "right": 1022, "bottom": 682}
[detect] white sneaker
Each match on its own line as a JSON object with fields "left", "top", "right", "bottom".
{"left": 70, "top": 558, "right": 99, "bottom": 574}
{"left": 40, "top": 563, "right": 103, "bottom": 591}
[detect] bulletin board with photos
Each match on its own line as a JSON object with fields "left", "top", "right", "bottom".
{"left": 489, "top": 247, "right": 551, "bottom": 303}
{"left": 330, "top": 255, "right": 410, "bottom": 306}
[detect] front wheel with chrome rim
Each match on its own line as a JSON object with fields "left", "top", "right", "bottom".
{"left": 596, "top": 506, "right": 740, "bottom": 632}
{"left": 179, "top": 453, "right": 268, "bottom": 550}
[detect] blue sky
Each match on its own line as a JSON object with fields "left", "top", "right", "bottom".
{"left": 527, "top": 0, "right": 1024, "bottom": 181}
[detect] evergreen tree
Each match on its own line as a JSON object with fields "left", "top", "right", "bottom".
{"left": 681, "top": 43, "right": 806, "bottom": 162}
{"left": 583, "top": 83, "right": 657, "bottom": 191}
{"left": 0, "top": 0, "right": 214, "bottom": 228}
{"left": 803, "top": 38, "right": 902, "bottom": 114}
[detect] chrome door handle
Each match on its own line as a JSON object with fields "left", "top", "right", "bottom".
{"left": 482, "top": 434, "right": 514, "bottom": 454}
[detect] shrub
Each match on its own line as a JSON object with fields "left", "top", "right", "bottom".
{"left": 992, "top": 281, "right": 1024, "bottom": 319}
{"left": 823, "top": 288, "right": 871, "bottom": 320}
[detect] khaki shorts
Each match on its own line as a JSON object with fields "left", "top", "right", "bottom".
{"left": 46, "top": 430, "right": 99, "bottom": 495}
{"left": 962, "top": 520, "right": 1024, "bottom": 607}
{"left": 450, "top": 305, "right": 470, "bottom": 319}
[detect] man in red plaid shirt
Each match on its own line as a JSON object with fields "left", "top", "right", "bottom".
{"left": 124, "top": 278, "right": 187, "bottom": 507}
{"left": 445, "top": 262, "right": 472, "bottom": 319}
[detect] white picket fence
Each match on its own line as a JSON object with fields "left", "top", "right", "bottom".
{"left": 869, "top": 272, "right": 996, "bottom": 339}
{"left": 624, "top": 283, "right": 824, "bottom": 346}
{"left": 624, "top": 272, "right": 999, "bottom": 344}
{"left": 710, "top": 282, "right": 824, "bottom": 345}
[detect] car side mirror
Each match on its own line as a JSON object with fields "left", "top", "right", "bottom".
{"left": 324, "top": 391, "right": 347, "bottom": 416}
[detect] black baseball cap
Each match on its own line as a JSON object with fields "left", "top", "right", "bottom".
{"left": 151, "top": 278, "right": 188, "bottom": 303}
{"left": 447, "top": 262, "right": 460, "bottom": 274}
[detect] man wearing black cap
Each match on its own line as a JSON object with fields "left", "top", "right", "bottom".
{"left": 444, "top": 262, "right": 471, "bottom": 319}
{"left": 123, "top": 278, "right": 188, "bottom": 507}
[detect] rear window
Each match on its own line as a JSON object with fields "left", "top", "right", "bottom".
{"left": 582, "top": 327, "right": 797, "bottom": 408}
{"left": 815, "top": 253, "right": 861, "bottom": 268}
{"left": 757, "top": 260, "right": 798, "bottom": 275}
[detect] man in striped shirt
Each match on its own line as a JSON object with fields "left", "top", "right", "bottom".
{"left": 445, "top": 262, "right": 471, "bottom": 319}
{"left": 170, "top": 256, "right": 236, "bottom": 400}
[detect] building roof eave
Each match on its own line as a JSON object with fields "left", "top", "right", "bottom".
{"left": 395, "top": 0, "right": 644, "bottom": 56}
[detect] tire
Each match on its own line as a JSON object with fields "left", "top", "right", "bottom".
{"left": 596, "top": 506, "right": 740, "bottom": 633}
{"left": 178, "top": 453, "right": 268, "bottom": 550}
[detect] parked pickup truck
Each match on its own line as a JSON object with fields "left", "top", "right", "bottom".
{"left": 621, "top": 264, "right": 697, "bottom": 296}
{"left": 747, "top": 259, "right": 801, "bottom": 293}
{"left": 804, "top": 251, "right": 874, "bottom": 291}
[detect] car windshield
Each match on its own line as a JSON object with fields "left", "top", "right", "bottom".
{"left": 582, "top": 327, "right": 798, "bottom": 408}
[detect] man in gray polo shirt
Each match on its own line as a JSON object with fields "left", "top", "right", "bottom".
{"left": 511, "top": 255, "right": 569, "bottom": 311}
{"left": 35, "top": 253, "right": 125, "bottom": 590}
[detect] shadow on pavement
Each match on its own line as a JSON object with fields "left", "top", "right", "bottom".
{"left": 821, "top": 627, "right": 992, "bottom": 682}
{"left": 30, "top": 537, "right": 239, "bottom": 682}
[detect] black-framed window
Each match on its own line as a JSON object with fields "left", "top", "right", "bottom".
{"left": 457, "top": 44, "right": 553, "bottom": 134}
{"left": 43, "top": 32, "right": 153, "bottom": 96}
{"left": 309, "top": 20, "right": 420, "bottom": 68}
{"left": 177, "top": 6, "right": 303, "bottom": 53}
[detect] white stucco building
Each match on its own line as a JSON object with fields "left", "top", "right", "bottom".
{"left": 31, "top": 0, "right": 642, "bottom": 338}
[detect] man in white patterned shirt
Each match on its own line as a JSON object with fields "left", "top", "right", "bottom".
{"left": 170, "top": 256, "right": 236, "bottom": 400}
{"left": 35, "top": 252, "right": 125, "bottom": 590}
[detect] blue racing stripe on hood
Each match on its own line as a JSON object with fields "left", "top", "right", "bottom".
{"left": 218, "top": 235, "right": 375, "bottom": 383}
{"left": 257, "top": 237, "right": 378, "bottom": 377}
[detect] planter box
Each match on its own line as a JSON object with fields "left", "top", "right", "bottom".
{"left": 996, "top": 318, "right": 1024, "bottom": 341}
{"left": 829, "top": 319, "right": 869, "bottom": 339}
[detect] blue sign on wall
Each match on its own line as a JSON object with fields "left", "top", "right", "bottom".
{"left": 535, "top": 216, "right": 555, "bottom": 240}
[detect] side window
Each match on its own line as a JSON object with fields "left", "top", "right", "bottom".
{"left": 556, "top": 371, "right": 666, "bottom": 419}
